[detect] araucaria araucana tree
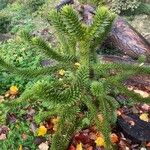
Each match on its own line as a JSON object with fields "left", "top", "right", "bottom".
{"left": 0, "top": 2, "right": 150, "bottom": 150}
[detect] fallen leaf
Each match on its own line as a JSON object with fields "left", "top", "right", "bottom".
{"left": 133, "top": 89, "right": 149, "bottom": 98}
{"left": 5, "top": 92, "right": 10, "bottom": 98}
{"left": 38, "top": 142, "right": 49, "bottom": 150}
{"left": 58, "top": 78, "right": 63, "bottom": 81}
{"left": 10, "top": 85, "right": 18, "bottom": 95}
{"left": 9, "top": 95, "right": 16, "bottom": 100}
{"left": 128, "top": 120, "right": 135, "bottom": 126}
{"left": 68, "top": 145, "right": 76, "bottom": 150}
{"left": 95, "top": 136, "right": 105, "bottom": 147}
{"left": 21, "top": 133, "right": 27, "bottom": 140}
{"left": 87, "top": 146, "right": 93, "bottom": 150}
{"left": 146, "top": 142, "right": 150, "bottom": 147}
{"left": 110, "top": 133, "right": 119, "bottom": 144}
{"left": 19, "top": 145, "right": 23, "bottom": 150}
{"left": 89, "top": 132, "right": 97, "bottom": 140}
{"left": 0, "top": 133, "right": 6, "bottom": 140}
{"left": 58, "top": 69, "right": 65, "bottom": 76}
{"left": 0, "top": 125, "right": 10, "bottom": 134}
{"left": 116, "top": 110, "right": 122, "bottom": 116}
{"left": 74, "top": 62, "right": 81, "bottom": 68}
{"left": 27, "top": 107, "right": 35, "bottom": 116}
{"left": 139, "top": 63, "right": 144, "bottom": 67}
{"left": 37, "top": 125, "right": 47, "bottom": 136}
{"left": 74, "top": 131, "right": 92, "bottom": 145}
{"left": 76, "top": 143, "right": 83, "bottom": 150}
{"left": 141, "top": 104, "right": 150, "bottom": 111}
{"left": 140, "top": 147, "right": 147, "bottom": 150}
{"left": 51, "top": 117, "right": 59, "bottom": 131}
{"left": 139, "top": 113, "right": 149, "bottom": 122}
{"left": 6, "top": 113, "right": 17, "bottom": 124}
{"left": 127, "top": 86, "right": 133, "bottom": 91}
{"left": 97, "top": 114, "right": 103, "bottom": 122}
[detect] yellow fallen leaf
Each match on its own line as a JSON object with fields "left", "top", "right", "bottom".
{"left": 139, "top": 113, "right": 149, "bottom": 122}
{"left": 97, "top": 114, "right": 104, "bottom": 122}
{"left": 95, "top": 136, "right": 105, "bottom": 147}
{"left": 58, "top": 69, "right": 65, "bottom": 76}
{"left": 10, "top": 86, "right": 18, "bottom": 95}
{"left": 37, "top": 125, "right": 47, "bottom": 136}
{"left": 74, "top": 62, "right": 81, "bottom": 68}
{"left": 76, "top": 143, "right": 83, "bottom": 150}
{"left": 19, "top": 145, "right": 23, "bottom": 150}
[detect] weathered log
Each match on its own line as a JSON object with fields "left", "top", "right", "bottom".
{"left": 55, "top": 0, "right": 74, "bottom": 10}
{"left": 117, "top": 113, "right": 150, "bottom": 142}
{"left": 108, "top": 17, "right": 150, "bottom": 61}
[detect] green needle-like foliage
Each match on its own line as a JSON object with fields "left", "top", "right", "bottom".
{"left": 0, "top": 2, "right": 150, "bottom": 150}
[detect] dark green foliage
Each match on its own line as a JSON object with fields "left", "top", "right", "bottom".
{"left": 0, "top": 12, "right": 11, "bottom": 33}
{"left": 0, "top": 2, "right": 150, "bottom": 150}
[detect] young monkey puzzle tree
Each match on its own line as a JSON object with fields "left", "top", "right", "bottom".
{"left": 0, "top": 2, "right": 150, "bottom": 150}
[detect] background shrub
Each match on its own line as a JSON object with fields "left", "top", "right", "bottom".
{"left": 18, "top": 0, "right": 46, "bottom": 12}
{"left": 108, "top": 0, "right": 141, "bottom": 14}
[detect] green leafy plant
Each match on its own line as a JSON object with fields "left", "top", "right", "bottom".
{"left": 123, "top": 2, "right": 150, "bottom": 15}
{"left": 0, "top": 36, "right": 43, "bottom": 94}
{"left": 0, "top": 122, "right": 36, "bottom": 149}
{"left": 0, "top": 3, "right": 150, "bottom": 150}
